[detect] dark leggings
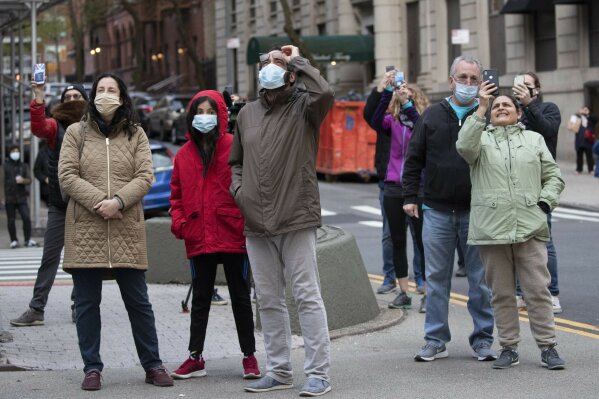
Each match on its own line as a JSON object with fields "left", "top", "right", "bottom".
{"left": 189, "top": 253, "right": 255, "bottom": 355}
{"left": 5, "top": 202, "right": 31, "bottom": 242}
{"left": 383, "top": 196, "right": 425, "bottom": 280}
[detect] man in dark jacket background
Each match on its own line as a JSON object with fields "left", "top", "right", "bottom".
{"left": 230, "top": 45, "right": 334, "bottom": 396}
{"left": 512, "top": 72, "right": 563, "bottom": 314}
{"left": 10, "top": 82, "right": 87, "bottom": 327}
{"left": 402, "top": 55, "right": 495, "bottom": 362}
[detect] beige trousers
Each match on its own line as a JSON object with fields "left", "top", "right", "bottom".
{"left": 479, "top": 238, "right": 556, "bottom": 350}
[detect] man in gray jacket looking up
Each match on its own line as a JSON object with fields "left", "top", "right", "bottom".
{"left": 229, "top": 45, "right": 334, "bottom": 396}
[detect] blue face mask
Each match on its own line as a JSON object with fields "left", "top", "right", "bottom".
{"left": 192, "top": 114, "right": 218, "bottom": 133}
{"left": 258, "top": 64, "right": 287, "bottom": 90}
{"left": 454, "top": 82, "right": 479, "bottom": 104}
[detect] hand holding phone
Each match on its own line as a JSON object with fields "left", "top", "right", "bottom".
{"left": 395, "top": 71, "right": 405, "bottom": 88}
{"left": 482, "top": 69, "right": 499, "bottom": 96}
{"left": 513, "top": 75, "right": 524, "bottom": 87}
{"left": 33, "top": 63, "right": 46, "bottom": 85}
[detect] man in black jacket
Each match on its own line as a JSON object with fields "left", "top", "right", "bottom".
{"left": 402, "top": 55, "right": 495, "bottom": 362}
{"left": 512, "top": 72, "right": 562, "bottom": 314}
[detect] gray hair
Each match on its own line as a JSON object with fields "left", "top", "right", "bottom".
{"left": 449, "top": 55, "right": 483, "bottom": 78}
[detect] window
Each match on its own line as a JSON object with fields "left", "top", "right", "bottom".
{"left": 590, "top": 2, "right": 599, "bottom": 67}
{"left": 407, "top": 1, "right": 420, "bottom": 83}
{"left": 534, "top": 9, "right": 556, "bottom": 72}
{"left": 447, "top": 0, "right": 461, "bottom": 65}
{"left": 317, "top": 23, "right": 326, "bottom": 36}
{"left": 488, "top": 0, "right": 506, "bottom": 74}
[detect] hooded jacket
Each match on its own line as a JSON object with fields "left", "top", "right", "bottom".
{"left": 456, "top": 114, "right": 564, "bottom": 245}
{"left": 228, "top": 56, "right": 334, "bottom": 237}
{"left": 170, "top": 90, "right": 246, "bottom": 258}
{"left": 58, "top": 118, "right": 153, "bottom": 272}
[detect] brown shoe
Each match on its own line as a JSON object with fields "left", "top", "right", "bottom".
{"left": 81, "top": 369, "right": 102, "bottom": 391}
{"left": 145, "top": 365, "right": 174, "bottom": 387}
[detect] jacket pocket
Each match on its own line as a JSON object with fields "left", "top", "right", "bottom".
{"left": 470, "top": 194, "right": 503, "bottom": 241}
{"left": 216, "top": 207, "right": 245, "bottom": 247}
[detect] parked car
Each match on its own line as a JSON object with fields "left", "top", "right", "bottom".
{"left": 147, "top": 94, "right": 192, "bottom": 141}
{"left": 143, "top": 140, "right": 174, "bottom": 212}
{"left": 130, "top": 91, "right": 158, "bottom": 133}
{"left": 170, "top": 110, "right": 188, "bottom": 144}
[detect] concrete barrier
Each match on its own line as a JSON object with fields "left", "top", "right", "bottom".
{"left": 145, "top": 218, "right": 380, "bottom": 333}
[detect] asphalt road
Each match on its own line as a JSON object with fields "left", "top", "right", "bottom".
{"left": 318, "top": 179, "right": 599, "bottom": 330}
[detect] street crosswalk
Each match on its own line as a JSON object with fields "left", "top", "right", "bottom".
{"left": 0, "top": 247, "right": 70, "bottom": 283}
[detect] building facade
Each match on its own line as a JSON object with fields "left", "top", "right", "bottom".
{"left": 215, "top": 0, "right": 599, "bottom": 162}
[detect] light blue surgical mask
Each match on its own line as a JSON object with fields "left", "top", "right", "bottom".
{"left": 192, "top": 114, "right": 218, "bottom": 133}
{"left": 9, "top": 152, "right": 20, "bottom": 161}
{"left": 258, "top": 64, "right": 287, "bottom": 90}
{"left": 454, "top": 82, "right": 479, "bottom": 104}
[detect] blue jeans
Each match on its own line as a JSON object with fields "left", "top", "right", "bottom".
{"left": 516, "top": 213, "right": 558, "bottom": 296}
{"left": 378, "top": 181, "right": 396, "bottom": 285}
{"left": 422, "top": 209, "right": 494, "bottom": 348}
{"left": 71, "top": 268, "right": 163, "bottom": 373}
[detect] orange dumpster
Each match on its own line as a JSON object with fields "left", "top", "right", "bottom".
{"left": 317, "top": 101, "right": 377, "bottom": 181}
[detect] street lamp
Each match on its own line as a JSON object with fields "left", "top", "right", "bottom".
{"left": 90, "top": 46, "right": 101, "bottom": 55}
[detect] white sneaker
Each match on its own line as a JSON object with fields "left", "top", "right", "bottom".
{"left": 551, "top": 296, "right": 562, "bottom": 314}
{"left": 10, "top": 240, "right": 18, "bottom": 249}
{"left": 26, "top": 239, "right": 38, "bottom": 247}
{"left": 516, "top": 295, "right": 527, "bottom": 310}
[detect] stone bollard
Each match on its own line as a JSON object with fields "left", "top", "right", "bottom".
{"left": 145, "top": 218, "right": 380, "bottom": 333}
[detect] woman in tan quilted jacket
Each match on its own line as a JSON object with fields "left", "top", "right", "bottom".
{"left": 59, "top": 73, "right": 173, "bottom": 391}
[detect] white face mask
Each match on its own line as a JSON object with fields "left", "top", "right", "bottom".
{"left": 9, "top": 152, "right": 20, "bottom": 161}
{"left": 94, "top": 93, "right": 121, "bottom": 116}
{"left": 192, "top": 114, "right": 218, "bottom": 133}
{"left": 258, "top": 64, "right": 287, "bottom": 90}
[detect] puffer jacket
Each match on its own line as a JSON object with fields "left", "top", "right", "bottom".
{"left": 456, "top": 114, "right": 564, "bottom": 245}
{"left": 229, "top": 56, "right": 334, "bottom": 237}
{"left": 170, "top": 90, "right": 246, "bottom": 258}
{"left": 58, "top": 118, "right": 153, "bottom": 271}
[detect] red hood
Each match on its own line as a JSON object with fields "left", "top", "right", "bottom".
{"left": 185, "top": 90, "right": 228, "bottom": 139}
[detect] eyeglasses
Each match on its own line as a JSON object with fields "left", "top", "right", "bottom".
{"left": 452, "top": 76, "right": 480, "bottom": 86}
{"left": 64, "top": 94, "right": 82, "bottom": 100}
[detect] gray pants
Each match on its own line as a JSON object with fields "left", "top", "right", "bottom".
{"left": 29, "top": 206, "right": 73, "bottom": 312}
{"left": 246, "top": 227, "right": 330, "bottom": 384}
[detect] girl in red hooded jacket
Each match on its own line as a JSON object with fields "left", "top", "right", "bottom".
{"left": 169, "top": 90, "right": 261, "bottom": 380}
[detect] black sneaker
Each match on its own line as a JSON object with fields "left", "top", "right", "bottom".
{"left": 541, "top": 346, "right": 565, "bottom": 370}
{"left": 388, "top": 292, "right": 412, "bottom": 309}
{"left": 492, "top": 348, "right": 519, "bottom": 369}
{"left": 211, "top": 288, "right": 228, "bottom": 306}
{"left": 455, "top": 266, "right": 467, "bottom": 277}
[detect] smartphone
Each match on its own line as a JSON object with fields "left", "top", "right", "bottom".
{"left": 33, "top": 63, "right": 46, "bottom": 84}
{"left": 514, "top": 74, "right": 524, "bottom": 86}
{"left": 385, "top": 65, "right": 395, "bottom": 72}
{"left": 395, "top": 71, "right": 405, "bottom": 87}
{"left": 482, "top": 69, "right": 499, "bottom": 96}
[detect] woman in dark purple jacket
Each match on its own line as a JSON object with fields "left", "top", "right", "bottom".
{"left": 371, "top": 75, "right": 429, "bottom": 312}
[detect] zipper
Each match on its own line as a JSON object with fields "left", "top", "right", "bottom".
{"left": 106, "top": 137, "right": 112, "bottom": 268}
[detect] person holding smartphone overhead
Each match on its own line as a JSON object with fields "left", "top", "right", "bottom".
{"left": 512, "top": 72, "right": 563, "bottom": 314}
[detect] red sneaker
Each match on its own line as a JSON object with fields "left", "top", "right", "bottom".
{"left": 170, "top": 357, "right": 206, "bottom": 379}
{"left": 242, "top": 354, "right": 262, "bottom": 379}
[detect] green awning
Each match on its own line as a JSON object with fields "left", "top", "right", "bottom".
{"left": 246, "top": 35, "right": 374, "bottom": 65}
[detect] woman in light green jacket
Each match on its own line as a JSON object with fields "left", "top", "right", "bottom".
{"left": 456, "top": 84, "right": 565, "bottom": 371}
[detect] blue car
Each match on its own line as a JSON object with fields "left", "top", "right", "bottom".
{"left": 143, "top": 140, "right": 174, "bottom": 212}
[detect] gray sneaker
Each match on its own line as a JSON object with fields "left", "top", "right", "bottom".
{"left": 414, "top": 343, "right": 448, "bottom": 361}
{"left": 376, "top": 283, "right": 397, "bottom": 294}
{"left": 244, "top": 376, "right": 293, "bottom": 393}
{"left": 299, "top": 378, "right": 331, "bottom": 397}
{"left": 388, "top": 292, "right": 412, "bottom": 309}
{"left": 472, "top": 342, "right": 497, "bottom": 361}
{"left": 541, "top": 346, "right": 565, "bottom": 370}
{"left": 418, "top": 295, "right": 427, "bottom": 313}
{"left": 493, "top": 348, "right": 519, "bottom": 369}
{"left": 10, "top": 308, "right": 44, "bottom": 327}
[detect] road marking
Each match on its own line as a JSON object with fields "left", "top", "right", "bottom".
{"left": 554, "top": 207, "right": 599, "bottom": 217}
{"left": 551, "top": 212, "right": 599, "bottom": 223}
{"left": 368, "top": 273, "right": 599, "bottom": 340}
{"left": 321, "top": 209, "right": 337, "bottom": 216}
{"left": 0, "top": 248, "right": 70, "bottom": 283}
{"left": 359, "top": 221, "right": 383, "bottom": 228}
{"left": 351, "top": 205, "right": 382, "bottom": 216}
